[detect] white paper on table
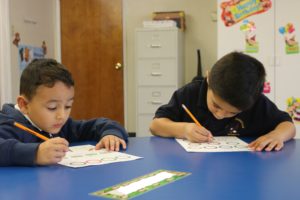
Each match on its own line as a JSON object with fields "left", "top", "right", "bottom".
{"left": 58, "top": 145, "right": 142, "bottom": 168}
{"left": 114, "top": 172, "right": 174, "bottom": 195}
{"left": 176, "top": 136, "right": 252, "bottom": 152}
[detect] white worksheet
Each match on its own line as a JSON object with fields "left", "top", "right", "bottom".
{"left": 176, "top": 136, "right": 252, "bottom": 152}
{"left": 59, "top": 145, "right": 142, "bottom": 168}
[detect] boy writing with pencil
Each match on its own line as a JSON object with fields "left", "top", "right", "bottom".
{"left": 0, "top": 59, "right": 128, "bottom": 166}
{"left": 150, "top": 52, "right": 295, "bottom": 151}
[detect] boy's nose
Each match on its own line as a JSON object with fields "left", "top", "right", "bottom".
{"left": 56, "top": 110, "right": 65, "bottom": 120}
{"left": 215, "top": 110, "right": 227, "bottom": 119}
{"left": 215, "top": 114, "right": 224, "bottom": 120}
{"left": 56, "top": 114, "right": 63, "bottom": 120}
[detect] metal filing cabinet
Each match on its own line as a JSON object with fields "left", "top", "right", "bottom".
{"left": 135, "top": 27, "right": 184, "bottom": 136}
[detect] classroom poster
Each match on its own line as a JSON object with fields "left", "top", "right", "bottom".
{"left": 263, "top": 81, "right": 271, "bottom": 94}
{"left": 278, "top": 23, "right": 299, "bottom": 54}
{"left": 220, "top": 0, "right": 272, "bottom": 27}
{"left": 18, "top": 44, "right": 44, "bottom": 71}
{"left": 240, "top": 20, "right": 259, "bottom": 53}
{"left": 287, "top": 97, "right": 300, "bottom": 124}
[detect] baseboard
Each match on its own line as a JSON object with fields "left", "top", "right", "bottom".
{"left": 128, "top": 132, "right": 136, "bottom": 137}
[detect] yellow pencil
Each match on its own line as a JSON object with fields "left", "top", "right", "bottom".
{"left": 14, "top": 122, "right": 73, "bottom": 151}
{"left": 14, "top": 122, "right": 49, "bottom": 141}
{"left": 181, "top": 104, "right": 203, "bottom": 128}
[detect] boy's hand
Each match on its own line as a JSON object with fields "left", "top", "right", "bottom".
{"left": 248, "top": 133, "right": 284, "bottom": 151}
{"left": 95, "top": 135, "right": 127, "bottom": 151}
{"left": 183, "top": 123, "right": 213, "bottom": 143}
{"left": 36, "top": 137, "right": 69, "bottom": 165}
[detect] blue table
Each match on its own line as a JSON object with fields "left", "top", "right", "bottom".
{"left": 0, "top": 137, "right": 299, "bottom": 200}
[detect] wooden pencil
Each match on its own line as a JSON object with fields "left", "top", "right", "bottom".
{"left": 182, "top": 104, "right": 203, "bottom": 128}
{"left": 14, "top": 122, "right": 49, "bottom": 141}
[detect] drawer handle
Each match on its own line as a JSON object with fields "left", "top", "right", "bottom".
{"left": 150, "top": 44, "right": 161, "bottom": 48}
{"left": 151, "top": 72, "right": 162, "bottom": 76}
{"left": 151, "top": 101, "right": 163, "bottom": 105}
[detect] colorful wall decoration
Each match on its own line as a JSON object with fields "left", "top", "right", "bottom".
{"left": 287, "top": 97, "right": 300, "bottom": 123}
{"left": 240, "top": 20, "right": 259, "bottom": 53}
{"left": 279, "top": 23, "right": 299, "bottom": 54}
{"left": 13, "top": 32, "right": 47, "bottom": 71}
{"left": 220, "top": 0, "right": 272, "bottom": 27}
{"left": 263, "top": 81, "right": 271, "bottom": 94}
{"left": 18, "top": 45, "right": 44, "bottom": 71}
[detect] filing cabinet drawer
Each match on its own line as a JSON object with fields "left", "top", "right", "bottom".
{"left": 136, "top": 114, "right": 153, "bottom": 137}
{"left": 136, "top": 30, "right": 177, "bottom": 58}
{"left": 137, "top": 59, "right": 177, "bottom": 86}
{"left": 137, "top": 87, "right": 176, "bottom": 114}
{"left": 135, "top": 28, "right": 183, "bottom": 137}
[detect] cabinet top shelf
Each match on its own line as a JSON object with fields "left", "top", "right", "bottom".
{"left": 135, "top": 27, "right": 180, "bottom": 32}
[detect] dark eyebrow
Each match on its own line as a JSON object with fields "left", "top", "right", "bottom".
{"left": 47, "top": 97, "right": 74, "bottom": 104}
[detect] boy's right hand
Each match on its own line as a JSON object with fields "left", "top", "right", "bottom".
{"left": 184, "top": 123, "right": 213, "bottom": 143}
{"left": 36, "top": 137, "right": 69, "bottom": 165}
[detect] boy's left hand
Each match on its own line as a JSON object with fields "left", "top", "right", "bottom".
{"left": 95, "top": 135, "right": 127, "bottom": 151}
{"left": 248, "top": 134, "right": 284, "bottom": 151}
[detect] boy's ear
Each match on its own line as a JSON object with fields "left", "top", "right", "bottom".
{"left": 17, "top": 95, "right": 29, "bottom": 114}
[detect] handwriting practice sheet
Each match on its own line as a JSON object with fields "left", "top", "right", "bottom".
{"left": 59, "top": 145, "right": 142, "bottom": 168}
{"left": 176, "top": 136, "right": 251, "bottom": 152}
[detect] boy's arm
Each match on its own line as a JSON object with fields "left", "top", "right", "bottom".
{"left": 249, "top": 121, "right": 296, "bottom": 151}
{"left": 0, "top": 120, "right": 40, "bottom": 166}
{"left": 150, "top": 118, "right": 212, "bottom": 143}
{"left": 0, "top": 138, "right": 39, "bottom": 166}
{"left": 66, "top": 117, "right": 128, "bottom": 143}
{"left": 150, "top": 118, "right": 187, "bottom": 138}
{"left": 271, "top": 121, "right": 296, "bottom": 141}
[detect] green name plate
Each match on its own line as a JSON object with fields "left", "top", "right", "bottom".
{"left": 90, "top": 169, "right": 191, "bottom": 199}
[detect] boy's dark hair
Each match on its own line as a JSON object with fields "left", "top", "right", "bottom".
{"left": 20, "top": 59, "right": 74, "bottom": 100}
{"left": 208, "top": 52, "right": 265, "bottom": 110}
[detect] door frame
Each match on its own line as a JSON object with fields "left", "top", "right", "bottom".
{"left": 0, "top": 0, "right": 13, "bottom": 105}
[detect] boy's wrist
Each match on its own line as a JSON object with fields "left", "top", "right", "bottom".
{"left": 34, "top": 143, "right": 41, "bottom": 165}
{"left": 266, "top": 130, "right": 285, "bottom": 142}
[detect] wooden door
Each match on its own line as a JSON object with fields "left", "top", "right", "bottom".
{"left": 60, "top": 0, "right": 124, "bottom": 124}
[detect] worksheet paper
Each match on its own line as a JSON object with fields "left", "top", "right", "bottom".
{"left": 176, "top": 136, "right": 251, "bottom": 152}
{"left": 58, "top": 145, "right": 142, "bottom": 168}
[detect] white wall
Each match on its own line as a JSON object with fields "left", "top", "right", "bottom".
{"left": 9, "top": 0, "right": 57, "bottom": 102}
{"left": 123, "top": 0, "right": 218, "bottom": 132}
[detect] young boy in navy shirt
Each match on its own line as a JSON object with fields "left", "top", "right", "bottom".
{"left": 0, "top": 59, "right": 128, "bottom": 166}
{"left": 150, "top": 52, "right": 295, "bottom": 151}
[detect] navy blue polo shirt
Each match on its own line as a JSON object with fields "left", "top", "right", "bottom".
{"left": 154, "top": 78, "right": 292, "bottom": 137}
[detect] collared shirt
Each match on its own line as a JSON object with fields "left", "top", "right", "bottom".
{"left": 14, "top": 104, "right": 53, "bottom": 138}
{"left": 15, "top": 104, "right": 42, "bottom": 131}
{"left": 154, "top": 78, "right": 292, "bottom": 137}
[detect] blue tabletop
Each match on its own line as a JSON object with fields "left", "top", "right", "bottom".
{"left": 0, "top": 137, "right": 299, "bottom": 200}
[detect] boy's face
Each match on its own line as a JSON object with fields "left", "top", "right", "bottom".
{"left": 19, "top": 81, "right": 74, "bottom": 134}
{"left": 206, "top": 88, "right": 241, "bottom": 120}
